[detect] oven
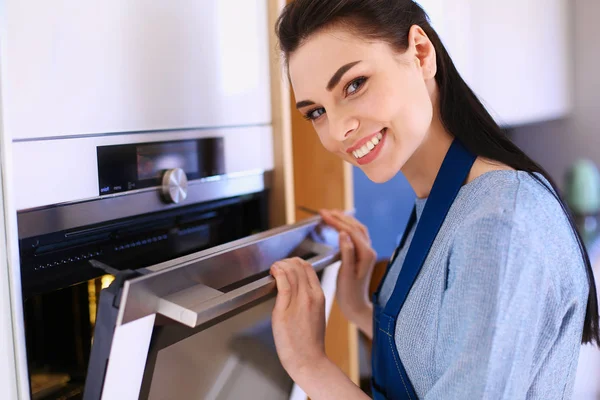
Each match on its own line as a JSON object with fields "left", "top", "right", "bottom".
{"left": 16, "top": 130, "right": 341, "bottom": 400}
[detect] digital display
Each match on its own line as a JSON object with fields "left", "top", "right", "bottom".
{"left": 97, "top": 137, "right": 225, "bottom": 195}
{"left": 136, "top": 141, "right": 200, "bottom": 180}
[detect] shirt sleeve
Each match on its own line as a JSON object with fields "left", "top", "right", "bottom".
{"left": 423, "top": 212, "right": 562, "bottom": 400}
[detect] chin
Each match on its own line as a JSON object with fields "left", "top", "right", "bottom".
{"left": 359, "top": 152, "right": 406, "bottom": 183}
{"left": 362, "top": 167, "right": 398, "bottom": 184}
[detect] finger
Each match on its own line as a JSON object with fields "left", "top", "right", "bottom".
{"left": 343, "top": 228, "right": 376, "bottom": 270}
{"left": 323, "top": 209, "right": 368, "bottom": 241}
{"left": 321, "top": 211, "right": 372, "bottom": 254}
{"left": 271, "top": 263, "right": 291, "bottom": 311}
{"left": 277, "top": 260, "right": 299, "bottom": 297}
{"left": 338, "top": 231, "right": 357, "bottom": 276}
{"left": 331, "top": 210, "right": 370, "bottom": 240}
{"left": 298, "top": 260, "right": 326, "bottom": 311}
{"left": 320, "top": 210, "right": 354, "bottom": 233}
{"left": 300, "top": 258, "right": 321, "bottom": 290}
{"left": 291, "top": 258, "right": 311, "bottom": 295}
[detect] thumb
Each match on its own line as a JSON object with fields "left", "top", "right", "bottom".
{"left": 339, "top": 231, "right": 356, "bottom": 276}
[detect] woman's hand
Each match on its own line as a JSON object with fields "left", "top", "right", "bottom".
{"left": 269, "top": 257, "right": 372, "bottom": 400}
{"left": 270, "top": 257, "right": 329, "bottom": 381}
{"left": 320, "top": 209, "right": 376, "bottom": 337}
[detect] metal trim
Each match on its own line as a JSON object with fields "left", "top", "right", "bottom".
{"left": 116, "top": 216, "right": 340, "bottom": 327}
{"left": 157, "top": 249, "right": 338, "bottom": 328}
{"left": 17, "top": 170, "right": 271, "bottom": 239}
{"left": 12, "top": 123, "right": 270, "bottom": 143}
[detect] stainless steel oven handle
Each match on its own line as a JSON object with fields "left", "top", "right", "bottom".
{"left": 156, "top": 249, "right": 340, "bottom": 328}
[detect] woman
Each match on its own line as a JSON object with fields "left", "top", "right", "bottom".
{"left": 268, "top": 1, "right": 599, "bottom": 399}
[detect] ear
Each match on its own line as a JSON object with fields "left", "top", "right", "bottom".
{"left": 407, "top": 25, "right": 437, "bottom": 80}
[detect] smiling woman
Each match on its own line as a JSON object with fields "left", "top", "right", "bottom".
{"left": 289, "top": 28, "right": 437, "bottom": 185}
{"left": 268, "top": 1, "right": 600, "bottom": 400}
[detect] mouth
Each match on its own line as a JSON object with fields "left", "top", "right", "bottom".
{"left": 347, "top": 128, "right": 387, "bottom": 164}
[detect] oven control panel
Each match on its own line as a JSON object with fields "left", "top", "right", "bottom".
{"left": 97, "top": 138, "right": 224, "bottom": 195}
{"left": 161, "top": 168, "right": 188, "bottom": 204}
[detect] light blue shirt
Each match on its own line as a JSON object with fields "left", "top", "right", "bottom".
{"left": 378, "top": 170, "right": 588, "bottom": 399}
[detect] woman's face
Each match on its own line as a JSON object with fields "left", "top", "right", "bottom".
{"left": 288, "top": 26, "right": 436, "bottom": 183}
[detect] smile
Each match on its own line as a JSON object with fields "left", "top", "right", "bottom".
{"left": 350, "top": 129, "right": 386, "bottom": 160}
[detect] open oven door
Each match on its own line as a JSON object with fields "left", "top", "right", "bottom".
{"left": 82, "top": 216, "right": 341, "bottom": 400}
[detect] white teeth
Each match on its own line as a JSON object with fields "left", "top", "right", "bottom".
{"left": 352, "top": 130, "right": 385, "bottom": 159}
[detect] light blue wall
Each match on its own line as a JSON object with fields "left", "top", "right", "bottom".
{"left": 353, "top": 167, "right": 415, "bottom": 259}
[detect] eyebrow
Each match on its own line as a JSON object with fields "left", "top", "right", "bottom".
{"left": 296, "top": 100, "right": 316, "bottom": 109}
{"left": 326, "top": 60, "right": 362, "bottom": 91}
{"left": 295, "top": 60, "right": 362, "bottom": 109}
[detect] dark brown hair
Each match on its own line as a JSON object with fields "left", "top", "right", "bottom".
{"left": 276, "top": 0, "right": 599, "bottom": 345}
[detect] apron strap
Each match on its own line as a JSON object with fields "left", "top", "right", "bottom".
{"left": 383, "top": 139, "right": 476, "bottom": 317}
{"left": 373, "top": 207, "right": 417, "bottom": 299}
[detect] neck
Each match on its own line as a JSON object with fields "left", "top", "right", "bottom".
{"left": 401, "top": 115, "right": 454, "bottom": 199}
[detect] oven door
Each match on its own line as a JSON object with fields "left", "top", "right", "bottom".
{"left": 82, "top": 217, "right": 340, "bottom": 400}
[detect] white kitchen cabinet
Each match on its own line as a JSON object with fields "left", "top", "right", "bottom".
{"left": 417, "top": 0, "right": 571, "bottom": 127}
{"left": 4, "top": 0, "right": 272, "bottom": 140}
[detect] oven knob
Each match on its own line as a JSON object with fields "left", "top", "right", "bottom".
{"left": 161, "top": 168, "right": 188, "bottom": 204}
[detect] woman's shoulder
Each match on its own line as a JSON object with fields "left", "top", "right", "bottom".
{"left": 455, "top": 169, "right": 569, "bottom": 233}
{"left": 450, "top": 169, "right": 587, "bottom": 292}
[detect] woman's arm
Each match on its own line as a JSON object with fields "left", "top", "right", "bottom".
{"left": 293, "top": 357, "right": 370, "bottom": 400}
{"left": 346, "top": 303, "right": 373, "bottom": 340}
{"left": 270, "top": 258, "right": 370, "bottom": 400}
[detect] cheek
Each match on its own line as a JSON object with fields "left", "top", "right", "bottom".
{"left": 358, "top": 89, "right": 395, "bottom": 123}
{"left": 315, "top": 124, "right": 341, "bottom": 154}
{"left": 357, "top": 76, "right": 432, "bottom": 134}
{"left": 389, "top": 79, "right": 433, "bottom": 140}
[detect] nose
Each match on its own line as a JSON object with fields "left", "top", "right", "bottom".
{"left": 329, "top": 111, "right": 359, "bottom": 141}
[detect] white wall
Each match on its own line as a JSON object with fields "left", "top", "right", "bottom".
{"left": 512, "top": 0, "right": 600, "bottom": 186}
{"left": 570, "top": 0, "right": 600, "bottom": 168}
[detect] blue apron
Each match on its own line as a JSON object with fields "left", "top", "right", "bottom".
{"left": 371, "top": 139, "right": 476, "bottom": 399}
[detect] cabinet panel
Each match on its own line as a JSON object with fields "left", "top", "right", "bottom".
{"left": 4, "top": 0, "right": 272, "bottom": 139}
